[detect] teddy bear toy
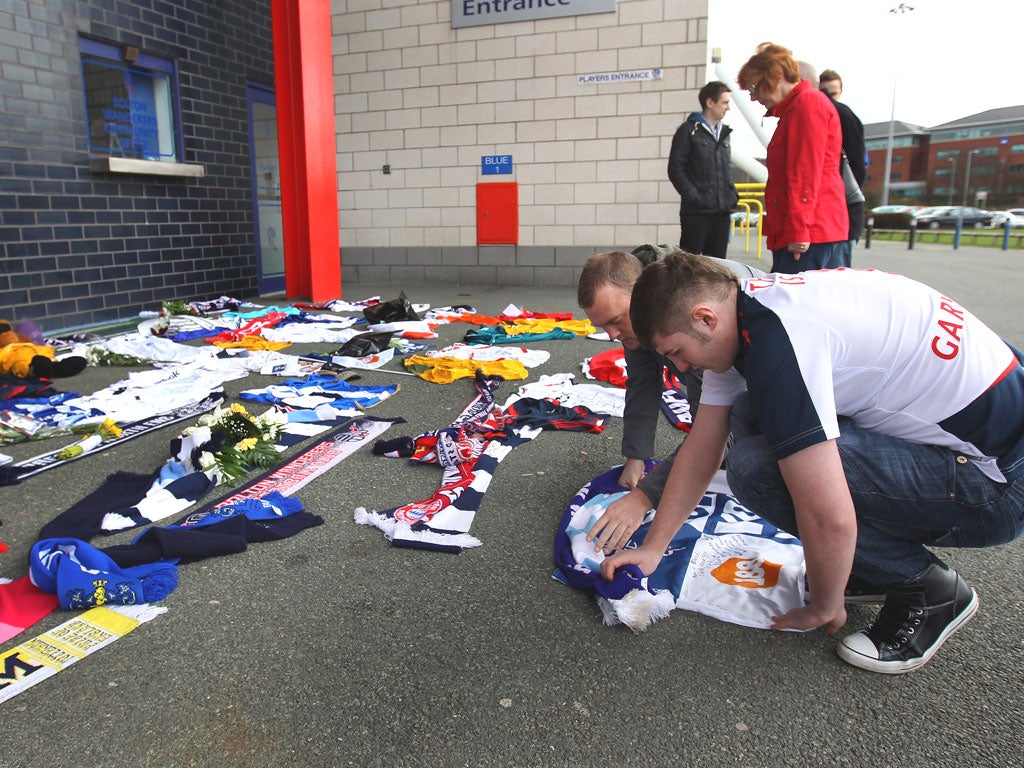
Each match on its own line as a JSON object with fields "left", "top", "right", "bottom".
{"left": 0, "top": 320, "right": 87, "bottom": 378}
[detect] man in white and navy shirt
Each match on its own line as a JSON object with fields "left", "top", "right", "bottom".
{"left": 601, "top": 251, "right": 1024, "bottom": 674}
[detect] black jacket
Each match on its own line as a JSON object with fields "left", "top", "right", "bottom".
{"left": 667, "top": 113, "right": 739, "bottom": 215}
{"left": 826, "top": 93, "right": 867, "bottom": 240}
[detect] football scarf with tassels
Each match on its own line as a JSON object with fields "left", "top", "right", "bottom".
{"left": 553, "top": 464, "right": 806, "bottom": 632}
{"left": 356, "top": 373, "right": 608, "bottom": 553}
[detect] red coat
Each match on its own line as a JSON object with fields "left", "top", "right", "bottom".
{"left": 763, "top": 79, "right": 849, "bottom": 251}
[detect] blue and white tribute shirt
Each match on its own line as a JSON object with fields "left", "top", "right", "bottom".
{"left": 700, "top": 269, "right": 1024, "bottom": 483}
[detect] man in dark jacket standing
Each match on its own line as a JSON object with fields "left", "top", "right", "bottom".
{"left": 820, "top": 69, "right": 866, "bottom": 266}
{"left": 667, "top": 81, "right": 739, "bottom": 258}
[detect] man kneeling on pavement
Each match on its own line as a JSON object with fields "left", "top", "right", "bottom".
{"left": 577, "top": 247, "right": 763, "bottom": 553}
{"left": 599, "top": 250, "right": 1024, "bottom": 674}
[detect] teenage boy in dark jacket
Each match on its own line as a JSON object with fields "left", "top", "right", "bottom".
{"left": 820, "top": 69, "right": 867, "bottom": 266}
{"left": 667, "top": 81, "right": 740, "bottom": 258}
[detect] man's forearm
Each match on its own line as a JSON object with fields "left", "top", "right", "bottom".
{"left": 641, "top": 405, "right": 729, "bottom": 554}
{"left": 778, "top": 441, "right": 858, "bottom": 615}
{"left": 635, "top": 443, "right": 681, "bottom": 509}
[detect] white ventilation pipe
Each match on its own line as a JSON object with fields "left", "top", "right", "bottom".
{"left": 714, "top": 59, "right": 769, "bottom": 183}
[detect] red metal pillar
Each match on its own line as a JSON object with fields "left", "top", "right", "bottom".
{"left": 271, "top": 0, "right": 342, "bottom": 301}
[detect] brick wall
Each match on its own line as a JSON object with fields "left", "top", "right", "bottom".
{"left": 0, "top": 0, "right": 274, "bottom": 332}
{"left": 332, "top": 0, "right": 710, "bottom": 287}
{"left": 0, "top": 1, "right": 714, "bottom": 329}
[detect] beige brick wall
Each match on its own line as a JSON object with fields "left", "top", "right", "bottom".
{"left": 331, "top": 0, "right": 709, "bottom": 249}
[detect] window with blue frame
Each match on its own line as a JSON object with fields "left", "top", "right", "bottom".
{"left": 79, "top": 37, "right": 181, "bottom": 162}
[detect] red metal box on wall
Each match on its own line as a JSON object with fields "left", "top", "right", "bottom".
{"left": 476, "top": 182, "right": 518, "bottom": 245}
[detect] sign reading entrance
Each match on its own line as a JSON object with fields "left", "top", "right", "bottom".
{"left": 452, "top": 0, "right": 615, "bottom": 29}
{"left": 482, "top": 155, "right": 513, "bottom": 175}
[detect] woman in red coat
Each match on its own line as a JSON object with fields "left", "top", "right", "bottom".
{"left": 738, "top": 43, "right": 849, "bottom": 273}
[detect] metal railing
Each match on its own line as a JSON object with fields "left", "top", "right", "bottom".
{"left": 733, "top": 182, "right": 765, "bottom": 260}
{"left": 864, "top": 216, "right": 1023, "bottom": 251}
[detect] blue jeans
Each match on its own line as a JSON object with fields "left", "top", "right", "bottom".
{"left": 726, "top": 395, "right": 1024, "bottom": 585}
{"left": 844, "top": 238, "right": 857, "bottom": 268}
{"left": 771, "top": 241, "right": 846, "bottom": 274}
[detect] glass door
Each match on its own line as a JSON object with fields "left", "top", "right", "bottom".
{"left": 247, "top": 83, "right": 284, "bottom": 295}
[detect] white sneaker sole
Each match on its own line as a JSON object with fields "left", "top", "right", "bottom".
{"left": 836, "top": 589, "right": 979, "bottom": 674}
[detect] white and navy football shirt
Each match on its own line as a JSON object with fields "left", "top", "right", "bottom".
{"left": 700, "top": 269, "right": 1024, "bottom": 483}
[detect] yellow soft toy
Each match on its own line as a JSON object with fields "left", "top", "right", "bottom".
{"left": 0, "top": 320, "right": 86, "bottom": 378}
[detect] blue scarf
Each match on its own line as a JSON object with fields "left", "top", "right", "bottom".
{"left": 30, "top": 538, "right": 179, "bottom": 610}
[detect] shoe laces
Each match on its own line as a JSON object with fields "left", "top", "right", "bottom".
{"left": 868, "top": 602, "right": 925, "bottom": 650}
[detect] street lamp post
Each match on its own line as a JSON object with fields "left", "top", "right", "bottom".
{"left": 881, "top": 3, "right": 915, "bottom": 208}
{"left": 881, "top": 82, "right": 897, "bottom": 207}
{"left": 946, "top": 155, "right": 957, "bottom": 206}
{"left": 962, "top": 149, "right": 979, "bottom": 206}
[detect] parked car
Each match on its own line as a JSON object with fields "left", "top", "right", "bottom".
{"left": 988, "top": 210, "right": 1024, "bottom": 228}
{"left": 869, "top": 209, "right": 917, "bottom": 229}
{"left": 911, "top": 206, "right": 993, "bottom": 229}
{"left": 731, "top": 210, "right": 760, "bottom": 226}
{"left": 868, "top": 205, "right": 929, "bottom": 228}
{"left": 1008, "top": 208, "right": 1024, "bottom": 218}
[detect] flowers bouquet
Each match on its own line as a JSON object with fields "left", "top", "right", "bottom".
{"left": 148, "top": 299, "right": 200, "bottom": 337}
{"left": 180, "top": 403, "right": 286, "bottom": 484}
{"left": 84, "top": 347, "right": 150, "bottom": 367}
{"left": 56, "top": 419, "right": 123, "bottom": 460}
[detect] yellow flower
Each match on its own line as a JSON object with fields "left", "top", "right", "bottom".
{"left": 230, "top": 403, "right": 249, "bottom": 416}
{"left": 99, "top": 418, "right": 122, "bottom": 440}
{"left": 235, "top": 437, "right": 258, "bottom": 452}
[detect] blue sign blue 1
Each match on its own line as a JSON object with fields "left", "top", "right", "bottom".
{"left": 481, "top": 155, "right": 513, "bottom": 175}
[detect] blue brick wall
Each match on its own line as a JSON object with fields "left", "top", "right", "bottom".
{"left": 0, "top": 0, "right": 273, "bottom": 332}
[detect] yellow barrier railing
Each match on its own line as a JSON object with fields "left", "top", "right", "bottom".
{"left": 733, "top": 182, "right": 766, "bottom": 260}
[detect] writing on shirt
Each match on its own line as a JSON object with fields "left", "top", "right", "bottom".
{"left": 932, "top": 295, "right": 965, "bottom": 361}
{"left": 745, "top": 274, "right": 806, "bottom": 293}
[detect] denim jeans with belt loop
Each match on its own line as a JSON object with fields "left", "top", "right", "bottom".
{"left": 770, "top": 240, "right": 846, "bottom": 274}
{"left": 725, "top": 393, "right": 1024, "bottom": 585}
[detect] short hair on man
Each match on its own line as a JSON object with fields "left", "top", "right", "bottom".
{"left": 698, "top": 81, "right": 731, "bottom": 110}
{"left": 819, "top": 69, "right": 842, "bottom": 89}
{"left": 630, "top": 250, "right": 739, "bottom": 348}
{"left": 797, "top": 60, "right": 818, "bottom": 84}
{"left": 577, "top": 250, "right": 642, "bottom": 309}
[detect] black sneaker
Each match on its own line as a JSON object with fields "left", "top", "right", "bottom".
{"left": 844, "top": 574, "right": 886, "bottom": 604}
{"left": 837, "top": 558, "right": 978, "bottom": 674}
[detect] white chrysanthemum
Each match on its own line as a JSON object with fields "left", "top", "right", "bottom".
{"left": 261, "top": 409, "right": 288, "bottom": 427}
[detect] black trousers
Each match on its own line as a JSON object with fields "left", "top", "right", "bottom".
{"left": 679, "top": 211, "right": 731, "bottom": 259}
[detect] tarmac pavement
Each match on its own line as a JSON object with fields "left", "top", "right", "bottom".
{"left": 0, "top": 238, "right": 1022, "bottom": 768}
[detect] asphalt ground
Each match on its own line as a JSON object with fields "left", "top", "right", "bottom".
{"left": 0, "top": 238, "right": 1022, "bottom": 768}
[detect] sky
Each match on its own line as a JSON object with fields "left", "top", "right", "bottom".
{"left": 706, "top": 0, "right": 1024, "bottom": 160}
